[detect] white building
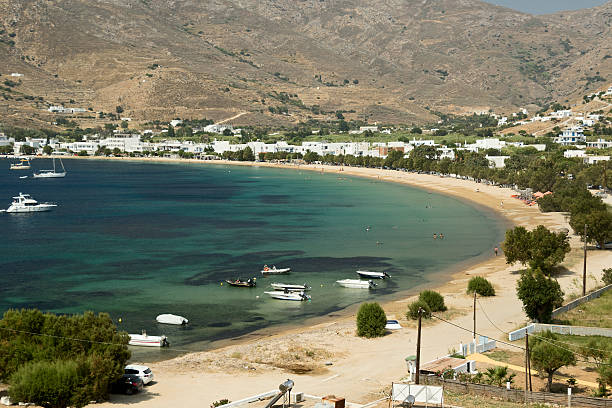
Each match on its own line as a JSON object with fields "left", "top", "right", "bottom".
{"left": 551, "top": 110, "right": 572, "bottom": 119}
{"left": 563, "top": 149, "right": 586, "bottom": 158}
{"left": 170, "top": 120, "right": 183, "bottom": 127}
{"left": 10, "top": 73, "right": 23, "bottom": 77}
{"left": 554, "top": 127, "right": 585, "bottom": 145}
{"left": 586, "top": 139, "right": 612, "bottom": 149}
{"left": 0, "top": 133, "right": 14, "bottom": 147}
{"left": 485, "top": 155, "right": 510, "bottom": 168}
{"left": 584, "top": 155, "right": 610, "bottom": 165}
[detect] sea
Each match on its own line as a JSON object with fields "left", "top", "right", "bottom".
{"left": 0, "top": 158, "right": 505, "bottom": 360}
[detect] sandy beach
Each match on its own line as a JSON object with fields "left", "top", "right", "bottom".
{"left": 60, "top": 157, "right": 612, "bottom": 406}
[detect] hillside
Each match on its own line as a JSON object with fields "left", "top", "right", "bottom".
{"left": 0, "top": 0, "right": 611, "bottom": 127}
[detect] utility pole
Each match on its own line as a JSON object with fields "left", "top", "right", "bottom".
{"left": 526, "top": 332, "right": 532, "bottom": 392}
{"left": 524, "top": 334, "right": 529, "bottom": 405}
{"left": 583, "top": 223, "right": 588, "bottom": 296}
{"left": 416, "top": 308, "right": 422, "bottom": 385}
{"left": 473, "top": 291, "right": 477, "bottom": 341}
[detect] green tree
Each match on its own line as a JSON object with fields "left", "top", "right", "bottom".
{"left": 77, "top": 150, "right": 88, "bottom": 156}
{"left": 407, "top": 300, "right": 431, "bottom": 320}
{"left": 167, "top": 125, "right": 175, "bottom": 138}
{"left": 20, "top": 144, "right": 36, "bottom": 155}
{"left": 569, "top": 210, "right": 612, "bottom": 250}
{"left": 120, "top": 121, "right": 128, "bottom": 129}
{"left": 112, "top": 148, "right": 121, "bottom": 156}
{"left": 483, "top": 366, "right": 515, "bottom": 387}
{"left": 603, "top": 268, "right": 612, "bottom": 286}
{"left": 467, "top": 277, "right": 495, "bottom": 296}
{"left": 356, "top": 303, "right": 387, "bottom": 338}
{"left": 222, "top": 128, "right": 233, "bottom": 136}
{"left": 115, "top": 106, "right": 123, "bottom": 114}
{"left": 43, "top": 145, "right": 53, "bottom": 155}
{"left": 516, "top": 268, "right": 563, "bottom": 323}
{"left": 418, "top": 290, "right": 446, "bottom": 312}
{"left": 503, "top": 225, "right": 570, "bottom": 274}
{"left": 530, "top": 331, "right": 576, "bottom": 392}
{"left": 303, "top": 151, "right": 319, "bottom": 164}
{"left": 411, "top": 127, "right": 422, "bottom": 134}
{"left": 338, "top": 120, "right": 349, "bottom": 132}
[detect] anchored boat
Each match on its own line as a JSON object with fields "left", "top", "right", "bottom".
{"left": 156, "top": 314, "right": 188, "bottom": 325}
{"left": 225, "top": 278, "right": 256, "bottom": 287}
{"left": 356, "top": 270, "right": 391, "bottom": 279}
{"left": 33, "top": 157, "right": 67, "bottom": 178}
{"left": 9, "top": 158, "right": 31, "bottom": 170}
{"left": 128, "top": 331, "right": 169, "bottom": 347}
{"left": 264, "top": 290, "right": 311, "bottom": 301}
{"left": 270, "top": 283, "right": 310, "bottom": 292}
{"left": 1, "top": 193, "right": 57, "bottom": 213}
{"left": 336, "top": 279, "right": 377, "bottom": 289}
{"left": 261, "top": 265, "right": 291, "bottom": 275}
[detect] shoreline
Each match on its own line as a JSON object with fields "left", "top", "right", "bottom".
{"left": 49, "top": 156, "right": 612, "bottom": 405}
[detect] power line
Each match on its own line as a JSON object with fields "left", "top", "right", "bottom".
{"left": 430, "top": 314, "right": 525, "bottom": 350}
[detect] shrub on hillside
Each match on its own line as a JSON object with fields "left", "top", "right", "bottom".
{"left": 356, "top": 302, "right": 387, "bottom": 338}
{"left": 418, "top": 290, "right": 447, "bottom": 312}
{"left": 603, "top": 268, "right": 612, "bottom": 286}
{"left": 407, "top": 300, "right": 432, "bottom": 320}
{"left": 467, "top": 277, "right": 496, "bottom": 297}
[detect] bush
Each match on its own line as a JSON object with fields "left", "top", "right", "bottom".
{"left": 418, "top": 290, "right": 447, "bottom": 312}
{"left": 356, "top": 302, "right": 387, "bottom": 338}
{"left": 467, "top": 277, "right": 496, "bottom": 296}
{"left": 407, "top": 300, "right": 432, "bottom": 320}
{"left": 603, "top": 268, "right": 612, "bottom": 286}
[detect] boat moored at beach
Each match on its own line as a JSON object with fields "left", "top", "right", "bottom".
{"left": 385, "top": 320, "right": 402, "bottom": 330}
{"left": 270, "top": 283, "right": 310, "bottom": 292}
{"left": 264, "top": 290, "right": 311, "bottom": 301}
{"left": 261, "top": 265, "right": 291, "bottom": 275}
{"left": 1, "top": 193, "right": 57, "bottom": 213}
{"left": 225, "top": 278, "right": 256, "bottom": 287}
{"left": 9, "top": 158, "right": 31, "bottom": 170}
{"left": 356, "top": 270, "right": 391, "bottom": 279}
{"left": 156, "top": 314, "right": 188, "bottom": 325}
{"left": 33, "top": 157, "right": 67, "bottom": 178}
{"left": 336, "top": 279, "right": 377, "bottom": 289}
{"left": 128, "top": 332, "right": 169, "bottom": 347}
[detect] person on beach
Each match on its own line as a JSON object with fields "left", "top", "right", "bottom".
{"left": 494, "top": 246, "right": 498, "bottom": 256}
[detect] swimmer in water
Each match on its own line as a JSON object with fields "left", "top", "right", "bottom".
{"left": 433, "top": 233, "right": 437, "bottom": 239}
{"left": 440, "top": 233, "right": 444, "bottom": 239}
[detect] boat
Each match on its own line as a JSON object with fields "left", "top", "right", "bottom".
{"left": 19, "top": 176, "right": 28, "bottom": 179}
{"left": 261, "top": 265, "right": 291, "bottom": 275}
{"left": 2, "top": 193, "right": 57, "bottom": 213}
{"left": 33, "top": 157, "right": 67, "bottom": 178}
{"left": 264, "top": 290, "right": 311, "bottom": 301}
{"left": 225, "top": 278, "right": 256, "bottom": 287}
{"left": 336, "top": 279, "right": 377, "bottom": 289}
{"left": 385, "top": 320, "right": 402, "bottom": 330}
{"left": 356, "top": 270, "right": 391, "bottom": 279}
{"left": 128, "top": 331, "right": 169, "bottom": 347}
{"left": 156, "top": 314, "right": 188, "bottom": 325}
{"left": 9, "top": 158, "right": 31, "bottom": 170}
{"left": 270, "top": 283, "right": 311, "bottom": 292}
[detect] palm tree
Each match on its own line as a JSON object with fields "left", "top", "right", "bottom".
{"left": 484, "top": 366, "right": 516, "bottom": 387}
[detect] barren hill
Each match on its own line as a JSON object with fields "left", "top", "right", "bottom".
{"left": 0, "top": 0, "right": 611, "bottom": 127}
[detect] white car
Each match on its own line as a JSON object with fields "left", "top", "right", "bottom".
{"left": 125, "top": 364, "right": 154, "bottom": 385}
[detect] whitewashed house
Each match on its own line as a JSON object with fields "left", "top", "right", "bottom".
{"left": 584, "top": 155, "right": 610, "bottom": 165}
{"left": 554, "top": 127, "right": 585, "bottom": 145}
{"left": 485, "top": 155, "right": 510, "bottom": 168}
{"left": 563, "top": 150, "right": 586, "bottom": 158}
{"left": 587, "top": 139, "right": 612, "bottom": 149}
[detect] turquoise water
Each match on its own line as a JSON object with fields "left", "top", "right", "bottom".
{"left": 0, "top": 159, "right": 504, "bottom": 358}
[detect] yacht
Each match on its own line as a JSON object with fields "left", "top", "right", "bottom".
{"left": 336, "top": 279, "right": 377, "bottom": 289}
{"left": 264, "top": 290, "right": 311, "bottom": 301}
{"left": 9, "top": 158, "right": 31, "bottom": 170}
{"left": 33, "top": 158, "right": 67, "bottom": 178}
{"left": 356, "top": 270, "right": 391, "bottom": 279}
{"left": 1, "top": 193, "right": 57, "bottom": 213}
{"left": 270, "top": 283, "right": 311, "bottom": 292}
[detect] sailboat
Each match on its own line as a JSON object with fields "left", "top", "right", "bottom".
{"left": 33, "top": 157, "right": 67, "bottom": 178}
{"left": 10, "top": 157, "right": 31, "bottom": 170}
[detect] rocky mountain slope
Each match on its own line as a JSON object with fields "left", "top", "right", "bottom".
{"left": 0, "top": 0, "right": 610, "bottom": 127}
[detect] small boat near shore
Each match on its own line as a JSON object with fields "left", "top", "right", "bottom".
{"left": 385, "top": 320, "right": 402, "bottom": 330}
{"left": 128, "top": 332, "right": 169, "bottom": 347}
{"left": 2, "top": 193, "right": 57, "bottom": 213}
{"left": 261, "top": 265, "right": 291, "bottom": 275}
{"left": 9, "top": 157, "right": 31, "bottom": 170}
{"left": 270, "top": 283, "right": 310, "bottom": 292}
{"left": 264, "top": 290, "right": 311, "bottom": 301}
{"left": 336, "top": 279, "right": 377, "bottom": 289}
{"left": 156, "top": 314, "right": 188, "bottom": 325}
{"left": 356, "top": 270, "right": 391, "bottom": 279}
{"left": 225, "top": 278, "right": 256, "bottom": 287}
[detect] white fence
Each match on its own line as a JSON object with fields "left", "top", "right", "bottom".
{"left": 459, "top": 336, "right": 496, "bottom": 356}
{"left": 509, "top": 323, "right": 612, "bottom": 341}
{"left": 392, "top": 383, "right": 443, "bottom": 405}
{"left": 551, "top": 283, "right": 612, "bottom": 318}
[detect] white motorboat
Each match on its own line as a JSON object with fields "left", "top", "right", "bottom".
{"left": 336, "top": 279, "right": 377, "bottom": 289}
{"left": 156, "top": 314, "right": 188, "bottom": 325}
{"left": 356, "top": 270, "right": 391, "bottom": 279}
{"left": 264, "top": 290, "right": 311, "bottom": 301}
{"left": 385, "top": 320, "right": 402, "bottom": 330}
{"left": 270, "top": 283, "right": 311, "bottom": 292}
{"left": 261, "top": 265, "right": 291, "bottom": 275}
{"left": 9, "top": 158, "right": 31, "bottom": 170}
{"left": 128, "top": 331, "right": 169, "bottom": 347}
{"left": 2, "top": 193, "right": 57, "bottom": 213}
{"left": 33, "top": 157, "right": 67, "bottom": 178}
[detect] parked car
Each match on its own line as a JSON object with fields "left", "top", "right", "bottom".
{"left": 111, "top": 374, "right": 144, "bottom": 395}
{"left": 595, "top": 242, "right": 612, "bottom": 249}
{"left": 125, "top": 364, "right": 154, "bottom": 385}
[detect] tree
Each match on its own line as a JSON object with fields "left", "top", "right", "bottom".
{"left": 167, "top": 125, "right": 175, "bottom": 138}
{"left": 467, "top": 277, "right": 495, "bottom": 296}
{"left": 603, "top": 268, "right": 612, "bottom": 286}
{"left": 530, "top": 331, "right": 576, "bottom": 392}
{"left": 356, "top": 303, "right": 387, "bottom": 338}
{"left": 570, "top": 210, "right": 612, "bottom": 250}
{"left": 411, "top": 127, "right": 422, "bottom": 134}
{"left": 241, "top": 147, "right": 254, "bottom": 161}
{"left": 407, "top": 300, "right": 431, "bottom": 320}
{"left": 222, "top": 128, "right": 233, "bottom": 136}
{"left": 503, "top": 225, "right": 570, "bottom": 274}
{"left": 483, "top": 366, "right": 515, "bottom": 387}
{"left": 115, "top": 106, "right": 123, "bottom": 114}
{"left": 77, "top": 150, "right": 88, "bottom": 156}
{"left": 20, "top": 144, "right": 36, "bottom": 155}
{"left": 418, "top": 290, "right": 447, "bottom": 312}
{"left": 338, "top": 120, "right": 349, "bottom": 132}
{"left": 516, "top": 268, "right": 563, "bottom": 323}
{"left": 112, "top": 148, "right": 121, "bottom": 156}
{"left": 303, "top": 151, "right": 319, "bottom": 164}
{"left": 120, "top": 121, "right": 128, "bottom": 129}
{"left": 43, "top": 145, "right": 53, "bottom": 155}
